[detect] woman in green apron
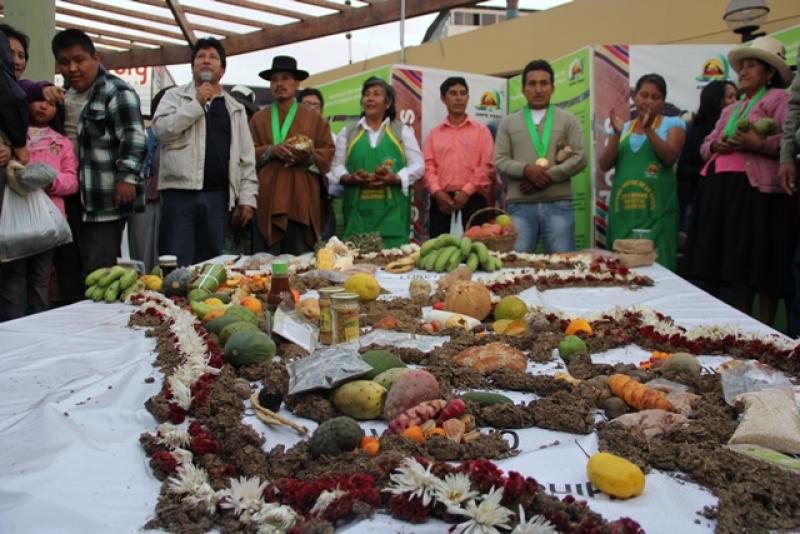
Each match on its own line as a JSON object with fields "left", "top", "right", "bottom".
{"left": 599, "top": 74, "right": 686, "bottom": 271}
{"left": 331, "top": 77, "right": 424, "bottom": 248}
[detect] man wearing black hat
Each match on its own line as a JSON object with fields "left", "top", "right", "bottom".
{"left": 249, "top": 55, "right": 334, "bottom": 254}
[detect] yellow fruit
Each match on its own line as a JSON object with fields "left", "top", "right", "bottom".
{"left": 587, "top": 452, "right": 645, "bottom": 499}
{"left": 494, "top": 296, "right": 528, "bottom": 321}
{"left": 316, "top": 247, "right": 335, "bottom": 270}
{"left": 344, "top": 273, "right": 381, "bottom": 301}
{"left": 240, "top": 296, "right": 263, "bottom": 314}
{"left": 140, "top": 274, "right": 162, "bottom": 291}
{"left": 495, "top": 214, "right": 513, "bottom": 228}
{"left": 565, "top": 318, "right": 593, "bottom": 336}
{"left": 203, "top": 297, "right": 225, "bottom": 307}
{"left": 203, "top": 307, "right": 226, "bottom": 322}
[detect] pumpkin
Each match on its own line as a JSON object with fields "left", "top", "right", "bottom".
{"left": 162, "top": 268, "right": 195, "bottom": 297}
{"left": 443, "top": 281, "right": 492, "bottom": 321}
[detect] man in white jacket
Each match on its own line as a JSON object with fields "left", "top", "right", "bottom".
{"left": 152, "top": 37, "right": 257, "bottom": 266}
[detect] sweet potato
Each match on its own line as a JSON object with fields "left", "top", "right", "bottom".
{"left": 607, "top": 374, "right": 674, "bottom": 412}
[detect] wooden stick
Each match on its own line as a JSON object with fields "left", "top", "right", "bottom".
{"left": 250, "top": 394, "right": 308, "bottom": 435}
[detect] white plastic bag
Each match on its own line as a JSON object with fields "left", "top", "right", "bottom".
{"left": 0, "top": 186, "right": 72, "bottom": 262}
{"left": 449, "top": 210, "right": 464, "bottom": 239}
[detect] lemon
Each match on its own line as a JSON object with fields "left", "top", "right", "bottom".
{"left": 493, "top": 295, "right": 528, "bottom": 321}
{"left": 344, "top": 273, "right": 380, "bottom": 301}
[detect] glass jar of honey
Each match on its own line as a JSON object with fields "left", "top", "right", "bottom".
{"left": 332, "top": 291, "right": 360, "bottom": 344}
{"left": 318, "top": 286, "right": 345, "bottom": 345}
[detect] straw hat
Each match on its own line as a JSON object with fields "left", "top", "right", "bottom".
{"left": 728, "top": 36, "right": 792, "bottom": 88}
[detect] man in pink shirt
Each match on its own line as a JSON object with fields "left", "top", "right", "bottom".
{"left": 423, "top": 77, "right": 494, "bottom": 237}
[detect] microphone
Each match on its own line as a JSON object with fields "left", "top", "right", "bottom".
{"left": 199, "top": 71, "right": 213, "bottom": 111}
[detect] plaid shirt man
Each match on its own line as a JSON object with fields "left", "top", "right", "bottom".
{"left": 77, "top": 66, "right": 146, "bottom": 222}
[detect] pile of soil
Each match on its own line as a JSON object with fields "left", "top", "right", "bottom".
{"left": 133, "top": 284, "right": 800, "bottom": 534}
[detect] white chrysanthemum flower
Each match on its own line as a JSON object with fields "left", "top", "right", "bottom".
{"left": 219, "top": 476, "right": 268, "bottom": 519}
{"left": 156, "top": 423, "right": 191, "bottom": 448}
{"left": 384, "top": 457, "right": 439, "bottom": 506}
{"left": 310, "top": 487, "right": 348, "bottom": 516}
{"left": 171, "top": 447, "right": 193, "bottom": 465}
{"left": 167, "top": 463, "right": 209, "bottom": 495}
{"left": 185, "top": 482, "right": 219, "bottom": 513}
{"left": 511, "top": 506, "right": 558, "bottom": 534}
{"left": 448, "top": 487, "right": 513, "bottom": 534}
{"left": 167, "top": 375, "right": 193, "bottom": 410}
{"left": 432, "top": 473, "right": 478, "bottom": 508}
{"left": 252, "top": 501, "right": 298, "bottom": 532}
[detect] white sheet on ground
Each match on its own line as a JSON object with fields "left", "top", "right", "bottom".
{"left": 0, "top": 263, "right": 787, "bottom": 533}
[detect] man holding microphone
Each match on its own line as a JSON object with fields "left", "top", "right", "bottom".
{"left": 152, "top": 37, "right": 258, "bottom": 266}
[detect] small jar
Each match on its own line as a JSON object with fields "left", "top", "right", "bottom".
{"left": 318, "top": 286, "right": 345, "bottom": 345}
{"left": 158, "top": 255, "right": 178, "bottom": 278}
{"left": 332, "top": 291, "right": 360, "bottom": 344}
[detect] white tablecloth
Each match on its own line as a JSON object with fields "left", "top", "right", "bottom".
{"left": 0, "top": 263, "right": 785, "bottom": 533}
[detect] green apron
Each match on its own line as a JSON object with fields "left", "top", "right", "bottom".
{"left": 608, "top": 125, "right": 678, "bottom": 271}
{"left": 342, "top": 126, "right": 409, "bottom": 248}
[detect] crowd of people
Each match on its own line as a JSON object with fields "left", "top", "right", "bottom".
{"left": 1, "top": 25, "right": 799, "bottom": 335}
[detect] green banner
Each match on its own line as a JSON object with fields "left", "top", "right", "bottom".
{"left": 507, "top": 47, "right": 593, "bottom": 250}
{"left": 771, "top": 24, "right": 799, "bottom": 68}
{"left": 318, "top": 66, "right": 391, "bottom": 135}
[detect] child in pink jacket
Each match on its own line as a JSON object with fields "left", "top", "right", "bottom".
{"left": 0, "top": 92, "right": 78, "bottom": 321}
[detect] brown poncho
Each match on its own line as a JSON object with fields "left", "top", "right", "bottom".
{"left": 249, "top": 104, "right": 334, "bottom": 247}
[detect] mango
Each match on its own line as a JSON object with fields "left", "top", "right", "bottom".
{"left": 331, "top": 380, "right": 387, "bottom": 420}
{"left": 587, "top": 452, "right": 645, "bottom": 499}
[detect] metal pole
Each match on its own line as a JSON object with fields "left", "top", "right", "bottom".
{"left": 399, "top": 0, "right": 406, "bottom": 64}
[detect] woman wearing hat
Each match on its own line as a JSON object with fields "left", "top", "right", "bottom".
{"left": 331, "top": 76, "right": 423, "bottom": 247}
{"left": 683, "top": 37, "right": 793, "bottom": 325}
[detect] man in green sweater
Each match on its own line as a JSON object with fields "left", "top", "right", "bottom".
{"left": 495, "top": 59, "right": 586, "bottom": 253}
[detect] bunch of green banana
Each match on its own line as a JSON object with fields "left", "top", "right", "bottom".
{"left": 84, "top": 265, "right": 141, "bottom": 303}
{"left": 416, "top": 233, "right": 503, "bottom": 273}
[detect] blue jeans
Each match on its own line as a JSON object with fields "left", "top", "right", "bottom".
{"left": 159, "top": 189, "right": 229, "bottom": 267}
{"left": 507, "top": 200, "right": 575, "bottom": 253}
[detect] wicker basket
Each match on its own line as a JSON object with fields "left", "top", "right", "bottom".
{"left": 466, "top": 207, "right": 516, "bottom": 252}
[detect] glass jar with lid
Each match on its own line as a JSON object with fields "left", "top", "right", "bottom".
{"left": 318, "top": 286, "right": 345, "bottom": 345}
{"left": 332, "top": 291, "right": 360, "bottom": 344}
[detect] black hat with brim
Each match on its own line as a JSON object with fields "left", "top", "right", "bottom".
{"left": 258, "top": 55, "right": 309, "bottom": 81}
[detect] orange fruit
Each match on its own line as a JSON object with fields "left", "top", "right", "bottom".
{"left": 240, "top": 296, "right": 263, "bottom": 314}
{"left": 565, "top": 318, "right": 593, "bottom": 336}
{"left": 203, "top": 307, "right": 226, "bottom": 322}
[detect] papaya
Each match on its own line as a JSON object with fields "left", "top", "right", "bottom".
{"left": 223, "top": 304, "right": 258, "bottom": 325}
{"left": 219, "top": 320, "right": 259, "bottom": 346}
{"left": 187, "top": 288, "right": 213, "bottom": 303}
{"left": 205, "top": 315, "right": 241, "bottom": 335}
{"left": 190, "top": 299, "right": 225, "bottom": 318}
{"left": 224, "top": 330, "right": 276, "bottom": 367}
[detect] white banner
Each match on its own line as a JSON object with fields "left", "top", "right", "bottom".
{"left": 419, "top": 66, "right": 507, "bottom": 140}
{"left": 629, "top": 45, "right": 737, "bottom": 116}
